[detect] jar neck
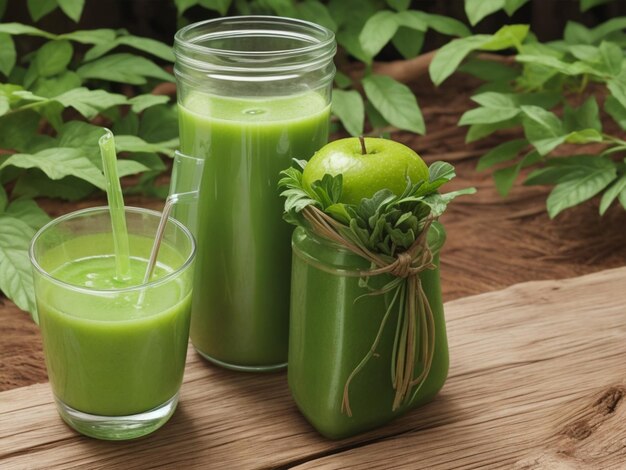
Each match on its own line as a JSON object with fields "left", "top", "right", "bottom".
{"left": 174, "top": 16, "right": 336, "bottom": 89}
{"left": 292, "top": 223, "right": 446, "bottom": 274}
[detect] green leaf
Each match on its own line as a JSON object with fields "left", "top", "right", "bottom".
{"left": 124, "top": 152, "right": 165, "bottom": 172}
{"left": 57, "top": 0, "right": 85, "bottom": 22}
{"left": 564, "top": 21, "right": 593, "bottom": 44}
{"left": 608, "top": 68, "right": 626, "bottom": 110}
{"left": 57, "top": 121, "right": 105, "bottom": 159}
{"left": 599, "top": 41, "right": 623, "bottom": 77}
{"left": 395, "top": 11, "right": 428, "bottom": 32}
{"left": 493, "top": 164, "right": 520, "bottom": 196}
{"left": 589, "top": 18, "right": 626, "bottom": 44}
{"left": 334, "top": 71, "right": 352, "bottom": 89}
{"left": 139, "top": 104, "right": 179, "bottom": 143}
{"left": 422, "top": 161, "right": 456, "bottom": 193}
{"left": 12, "top": 172, "right": 95, "bottom": 201}
{"left": 332, "top": 90, "right": 364, "bottom": 137}
{"left": 77, "top": 54, "right": 174, "bottom": 85}
{"left": 459, "top": 106, "right": 519, "bottom": 125}
{"left": 1, "top": 148, "right": 106, "bottom": 189}
{"left": 580, "top": 0, "right": 611, "bottom": 11}
{"left": 563, "top": 97, "right": 602, "bottom": 133}
{"left": 430, "top": 35, "right": 491, "bottom": 85}
{"left": 0, "top": 94, "right": 7, "bottom": 116}
{"left": 568, "top": 44, "right": 597, "bottom": 62}
{"left": 115, "top": 135, "right": 176, "bottom": 155}
{"left": 392, "top": 27, "right": 424, "bottom": 59}
{"left": 419, "top": 12, "right": 471, "bottom": 37}
{"left": 431, "top": 26, "right": 528, "bottom": 85}
{"left": 525, "top": 167, "right": 584, "bottom": 186}
{"left": 386, "top": 0, "right": 410, "bottom": 10}
{"left": 175, "top": 0, "right": 198, "bottom": 15}
{"left": 0, "top": 185, "right": 7, "bottom": 212}
{"left": 54, "top": 87, "right": 129, "bottom": 119}
{"left": 84, "top": 35, "right": 175, "bottom": 63}
{"left": 0, "top": 33, "right": 16, "bottom": 76}
{"left": 424, "top": 187, "right": 477, "bottom": 216}
{"left": 32, "top": 70, "right": 81, "bottom": 98}
{"left": 34, "top": 40, "right": 73, "bottom": 78}
{"left": 546, "top": 158, "right": 616, "bottom": 218}
{"left": 117, "top": 159, "right": 151, "bottom": 178}
{"left": 472, "top": 91, "right": 517, "bottom": 108}
{"left": 362, "top": 74, "right": 425, "bottom": 134}
{"left": 520, "top": 105, "right": 565, "bottom": 155}
{"left": 5, "top": 198, "right": 51, "bottom": 231}
{"left": 128, "top": 94, "right": 170, "bottom": 113}
{"left": 0, "top": 110, "right": 40, "bottom": 152}
{"left": 458, "top": 58, "right": 519, "bottom": 82}
{"left": 0, "top": 23, "right": 55, "bottom": 39}
{"left": 459, "top": 92, "right": 520, "bottom": 125}
{"left": 465, "top": 117, "right": 520, "bottom": 143}
{"left": 477, "top": 139, "right": 527, "bottom": 170}
{"left": 0, "top": 216, "right": 36, "bottom": 313}
{"left": 599, "top": 173, "right": 626, "bottom": 215}
{"left": 58, "top": 29, "right": 117, "bottom": 45}
{"left": 564, "top": 129, "right": 603, "bottom": 144}
{"left": 113, "top": 111, "right": 139, "bottom": 135}
{"left": 605, "top": 95, "right": 626, "bottom": 130}
{"left": 359, "top": 11, "right": 399, "bottom": 59}
{"left": 480, "top": 24, "right": 529, "bottom": 50}
{"left": 504, "top": 0, "right": 530, "bottom": 15}
{"left": 465, "top": 0, "right": 505, "bottom": 26}
{"left": 27, "top": 0, "right": 57, "bottom": 21}
{"left": 365, "top": 101, "right": 388, "bottom": 130}
{"left": 198, "top": 0, "right": 232, "bottom": 15}
{"left": 296, "top": 1, "right": 337, "bottom": 32}
{"left": 428, "top": 161, "right": 455, "bottom": 183}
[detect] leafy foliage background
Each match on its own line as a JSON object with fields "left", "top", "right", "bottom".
{"left": 1, "top": 0, "right": 625, "bottom": 314}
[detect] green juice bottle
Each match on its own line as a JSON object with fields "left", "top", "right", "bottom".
{"left": 289, "top": 225, "right": 450, "bottom": 439}
{"left": 174, "top": 17, "right": 336, "bottom": 371}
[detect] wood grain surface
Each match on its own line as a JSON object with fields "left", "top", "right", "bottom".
{"left": 1, "top": 267, "right": 625, "bottom": 469}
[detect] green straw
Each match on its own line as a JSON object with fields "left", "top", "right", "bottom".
{"left": 99, "top": 129, "right": 131, "bottom": 281}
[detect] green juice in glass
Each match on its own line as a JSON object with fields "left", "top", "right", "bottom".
{"left": 37, "top": 233, "right": 192, "bottom": 417}
{"left": 289, "top": 226, "right": 449, "bottom": 439}
{"left": 179, "top": 91, "right": 330, "bottom": 369}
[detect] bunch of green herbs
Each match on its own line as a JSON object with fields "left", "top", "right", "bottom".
{"left": 279, "top": 159, "right": 475, "bottom": 258}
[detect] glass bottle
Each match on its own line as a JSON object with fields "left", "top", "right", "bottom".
{"left": 174, "top": 16, "right": 336, "bottom": 371}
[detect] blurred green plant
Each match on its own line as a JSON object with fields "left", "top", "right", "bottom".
{"left": 428, "top": 0, "right": 626, "bottom": 218}
{"left": 0, "top": 1, "right": 178, "bottom": 311}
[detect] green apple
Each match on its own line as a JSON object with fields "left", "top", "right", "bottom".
{"left": 302, "top": 137, "right": 429, "bottom": 205}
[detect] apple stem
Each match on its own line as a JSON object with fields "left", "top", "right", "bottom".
{"left": 359, "top": 135, "right": 367, "bottom": 155}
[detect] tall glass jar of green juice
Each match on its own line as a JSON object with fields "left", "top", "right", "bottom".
{"left": 289, "top": 225, "right": 449, "bottom": 439}
{"left": 174, "top": 17, "right": 336, "bottom": 371}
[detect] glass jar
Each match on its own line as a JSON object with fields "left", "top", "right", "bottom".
{"left": 289, "top": 225, "right": 449, "bottom": 439}
{"left": 174, "top": 17, "right": 336, "bottom": 371}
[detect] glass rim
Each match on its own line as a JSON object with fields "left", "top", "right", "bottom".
{"left": 174, "top": 15, "right": 335, "bottom": 62}
{"left": 29, "top": 206, "right": 197, "bottom": 294}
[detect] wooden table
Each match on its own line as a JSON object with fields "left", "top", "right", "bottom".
{"left": 1, "top": 267, "right": 625, "bottom": 469}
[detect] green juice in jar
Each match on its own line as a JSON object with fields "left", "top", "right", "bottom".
{"left": 179, "top": 91, "right": 330, "bottom": 370}
{"left": 288, "top": 225, "right": 449, "bottom": 439}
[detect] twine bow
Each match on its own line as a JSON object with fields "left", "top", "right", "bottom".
{"left": 302, "top": 206, "right": 438, "bottom": 417}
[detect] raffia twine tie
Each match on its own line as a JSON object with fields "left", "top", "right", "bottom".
{"left": 301, "top": 206, "right": 438, "bottom": 417}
